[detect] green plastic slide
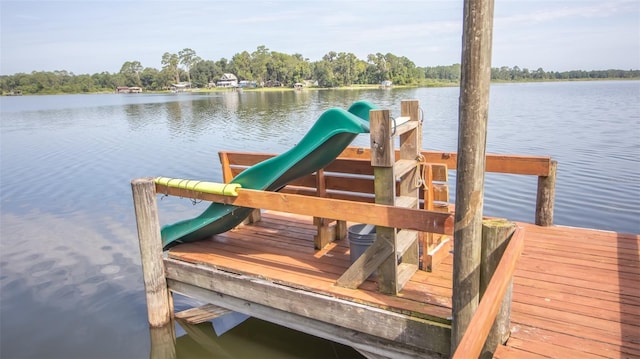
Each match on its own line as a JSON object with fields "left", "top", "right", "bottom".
{"left": 161, "top": 101, "right": 378, "bottom": 249}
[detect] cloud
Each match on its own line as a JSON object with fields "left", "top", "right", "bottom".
{"left": 496, "top": 0, "right": 637, "bottom": 25}
{"left": 225, "top": 10, "right": 305, "bottom": 25}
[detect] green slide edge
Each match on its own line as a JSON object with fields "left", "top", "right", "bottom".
{"left": 161, "top": 101, "right": 378, "bottom": 249}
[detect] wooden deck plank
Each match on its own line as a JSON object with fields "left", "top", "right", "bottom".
{"left": 510, "top": 312, "right": 640, "bottom": 356}
{"left": 511, "top": 272, "right": 640, "bottom": 307}
{"left": 167, "top": 213, "right": 639, "bottom": 359}
{"left": 518, "top": 247, "right": 639, "bottom": 274}
{"left": 500, "top": 222, "right": 640, "bottom": 359}
{"left": 168, "top": 228, "right": 453, "bottom": 322}
{"left": 509, "top": 323, "right": 640, "bottom": 358}
{"left": 505, "top": 336, "right": 610, "bottom": 359}
{"left": 512, "top": 286, "right": 640, "bottom": 324}
{"left": 174, "top": 303, "right": 232, "bottom": 324}
{"left": 493, "top": 345, "right": 547, "bottom": 359}
{"left": 513, "top": 259, "right": 639, "bottom": 294}
{"left": 511, "top": 301, "right": 640, "bottom": 344}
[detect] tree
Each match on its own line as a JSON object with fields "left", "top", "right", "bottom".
{"left": 140, "top": 67, "right": 161, "bottom": 90}
{"left": 367, "top": 53, "right": 389, "bottom": 84}
{"left": 178, "top": 48, "right": 201, "bottom": 85}
{"left": 190, "top": 60, "right": 220, "bottom": 88}
{"left": 292, "top": 53, "right": 312, "bottom": 84}
{"left": 161, "top": 52, "right": 180, "bottom": 84}
{"left": 216, "top": 58, "right": 230, "bottom": 74}
{"left": 313, "top": 60, "right": 336, "bottom": 87}
{"left": 251, "top": 45, "right": 270, "bottom": 84}
{"left": 119, "top": 60, "right": 143, "bottom": 86}
{"left": 92, "top": 71, "right": 120, "bottom": 90}
{"left": 230, "top": 51, "right": 252, "bottom": 80}
{"left": 334, "top": 52, "right": 358, "bottom": 86}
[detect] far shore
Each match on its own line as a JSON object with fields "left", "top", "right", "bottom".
{"left": 2, "top": 78, "right": 638, "bottom": 96}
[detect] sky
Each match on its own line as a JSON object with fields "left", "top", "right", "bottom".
{"left": 1, "top": 0, "right": 639, "bottom": 75}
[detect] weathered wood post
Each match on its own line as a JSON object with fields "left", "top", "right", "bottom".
{"left": 480, "top": 219, "right": 516, "bottom": 357}
{"left": 370, "top": 108, "right": 399, "bottom": 294}
{"left": 535, "top": 159, "right": 557, "bottom": 226}
{"left": 451, "top": 0, "right": 495, "bottom": 353}
{"left": 131, "top": 177, "right": 172, "bottom": 327}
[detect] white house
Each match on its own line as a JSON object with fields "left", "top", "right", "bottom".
{"left": 216, "top": 73, "right": 238, "bottom": 88}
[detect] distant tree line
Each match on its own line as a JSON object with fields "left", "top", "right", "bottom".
{"left": 1, "top": 45, "right": 638, "bottom": 95}
{"left": 424, "top": 64, "right": 640, "bottom": 82}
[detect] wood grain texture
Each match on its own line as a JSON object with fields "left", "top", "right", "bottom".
{"left": 452, "top": 227, "right": 524, "bottom": 359}
{"left": 535, "top": 159, "right": 557, "bottom": 226}
{"left": 163, "top": 210, "right": 639, "bottom": 359}
{"left": 155, "top": 184, "right": 455, "bottom": 235}
{"left": 131, "top": 178, "right": 172, "bottom": 327}
{"left": 451, "top": 0, "right": 495, "bottom": 352}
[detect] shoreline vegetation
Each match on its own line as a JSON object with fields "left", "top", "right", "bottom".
{"left": 1, "top": 45, "right": 638, "bottom": 96}
{"left": 2, "top": 77, "right": 638, "bottom": 96}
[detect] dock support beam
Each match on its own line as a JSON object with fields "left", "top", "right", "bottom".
{"left": 451, "top": 0, "right": 495, "bottom": 353}
{"left": 131, "top": 177, "right": 173, "bottom": 327}
{"left": 535, "top": 159, "right": 557, "bottom": 226}
{"left": 480, "top": 219, "right": 516, "bottom": 357}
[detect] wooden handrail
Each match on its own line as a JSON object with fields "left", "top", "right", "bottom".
{"left": 220, "top": 148, "right": 557, "bottom": 226}
{"left": 155, "top": 182, "right": 454, "bottom": 235}
{"left": 339, "top": 147, "right": 553, "bottom": 176}
{"left": 220, "top": 148, "right": 553, "bottom": 176}
{"left": 451, "top": 227, "right": 525, "bottom": 359}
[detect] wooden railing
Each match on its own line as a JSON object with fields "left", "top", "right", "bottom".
{"left": 220, "top": 150, "right": 450, "bottom": 207}
{"left": 340, "top": 147, "right": 557, "bottom": 226}
{"left": 452, "top": 225, "right": 525, "bottom": 359}
{"left": 221, "top": 146, "right": 557, "bottom": 226}
{"left": 153, "top": 181, "right": 454, "bottom": 235}
{"left": 133, "top": 177, "right": 525, "bottom": 357}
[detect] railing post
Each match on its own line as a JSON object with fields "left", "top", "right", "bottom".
{"left": 131, "top": 177, "right": 172, "bottom": 327}
{"left": 480, "top": 219, "right": 516, "bottom": 357}
{"left": 535, "top": 159, "right": 557, "bottom": 226}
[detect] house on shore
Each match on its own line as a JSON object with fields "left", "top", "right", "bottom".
{"left": 239, "top": 80, "right": 257, "bottom": 88}
{"left": 264, "top": 80, "right": 282, "bottom": 88}
{"left": 216, "top": 74, "right": 238, "bottom": 88}
{"left": 116, "top": 86, "right": 142, "bottom": 94}
{"left": 170, "top": 83, "right": 191, "bottom": 92}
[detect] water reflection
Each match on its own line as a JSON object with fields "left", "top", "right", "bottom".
{"left": 149, "top": 318, "right": 364, "bottom": 359}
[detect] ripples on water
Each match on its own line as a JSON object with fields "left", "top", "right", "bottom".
{"left": 1, "top": 82, "right": 638, "bottom": 358}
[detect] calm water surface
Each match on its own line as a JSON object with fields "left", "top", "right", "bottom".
{"left": 1, "top": 81, "right": 638, "bottom": 358}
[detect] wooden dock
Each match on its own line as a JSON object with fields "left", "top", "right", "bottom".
{"left": 132, "top": 99, "right": 634, "bottom": 358}
{"left": 166, "top": 212, "right": 638, "bottom": 358}
{"left": 494, "top": 224, "right": 640, "bottom": 358}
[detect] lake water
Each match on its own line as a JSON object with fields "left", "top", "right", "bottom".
{"left": 1, "top": 81, "right": 638, "bottom": 358}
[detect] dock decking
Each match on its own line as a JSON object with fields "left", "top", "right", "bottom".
{"left": 495, "top": 224, "right": 639, "bottom": 358}
{"left": 167, "top": 211, "right": 639, "bottom": 358}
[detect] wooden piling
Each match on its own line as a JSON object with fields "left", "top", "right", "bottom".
{"left": 451, "top": 0, "right": 495, "bottom": 353}
{"left": 131, "top": 177, "right": 172, "bottom": 327}
{"left": 535, "top": 159, "right": 557, "bottom": 226}
{"left": 480, "top": 219, "right": 516, "bottom": 357}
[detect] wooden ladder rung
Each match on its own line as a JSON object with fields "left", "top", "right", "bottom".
{"left": 393, "top": 117, "right": 419, "bottom": 137}
{"left": 397, "top": 262, "right": 418, "bottom": 290}
{"left": 396, "top": 195, "right": 418, "bottom": 208}
{"left": 396, "top": 229, "right": 418, "bottom": 258}
{"left": 433, "top": 201, "right": 451, "bottom": 212}
{"left": 394, "top": 159, "right": 417, "bottom": 178}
